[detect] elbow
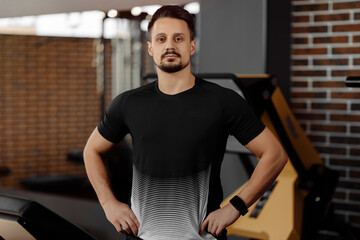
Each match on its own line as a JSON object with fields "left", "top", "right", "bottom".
{"left": 83, "top": 142, "right": 93, "bottom": 165}
{"left": 83, "top": 144, "right": 89, "bottom": 164}
{"left": 278, "top": 148, "right": 288, "bottom": 170}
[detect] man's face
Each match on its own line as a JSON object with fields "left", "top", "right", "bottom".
{"left": 147, "top": 17, "right": 196, "bottom": 73}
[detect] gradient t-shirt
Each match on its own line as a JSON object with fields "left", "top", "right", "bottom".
{"left": 98, "top": 77, "right": 265, "bottom": 240}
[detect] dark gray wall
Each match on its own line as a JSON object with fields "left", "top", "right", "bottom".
{"left": 197, "top": 0, "right": 267, "bottom": 201}
{"left": 198, "top": 0, "right": 267, "bottom": 74}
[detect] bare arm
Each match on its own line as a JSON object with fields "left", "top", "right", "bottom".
{"left": 238, "top": 127, "right": 288, "bottom": 207}
{"left": 200, "top": 127, "right": 288, "bottom": 237}
{"left": 83, "top": 127, "right": 140, "bottom": 236}
{"left": 83, "top": 127, "right": 116, "bottom": 205}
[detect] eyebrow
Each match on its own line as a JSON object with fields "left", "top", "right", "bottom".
{"left": 155, "top": 32, "right": 186, "bottom": 38}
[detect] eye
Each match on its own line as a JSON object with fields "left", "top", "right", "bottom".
{"left": 175, "top": 36, "right": 183, "bottom": 42}
{"left": 157, "top": 36, "right": 166, "bottom": 42}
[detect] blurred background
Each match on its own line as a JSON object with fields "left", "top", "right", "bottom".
{"left": 0, "top": 0, "right": 360, "bottom": 239}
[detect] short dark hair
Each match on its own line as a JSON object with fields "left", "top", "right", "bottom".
{"left": 147, "top": 5, "right": 195, "bottom": 41}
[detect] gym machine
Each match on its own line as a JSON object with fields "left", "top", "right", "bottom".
{"left": 201, "top": 73, "right": 357, "bottom": 240}
{"left": 0, "top": 193, "right": 97, "bottom": 240}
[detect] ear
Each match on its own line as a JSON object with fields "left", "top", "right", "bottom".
{"left": 190, "top": 40, "right": 196, "bottom": 56}
{"left": 147, "top": 41, "right": 153, "bottom": 56}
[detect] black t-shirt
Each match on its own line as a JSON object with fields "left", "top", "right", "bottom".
{"left": 98, "top": 77, "right": 265, "bottom": 240}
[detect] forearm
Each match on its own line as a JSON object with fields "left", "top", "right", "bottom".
{"left": 237, "top": 150, "right": 287, "bottom": 208}
{"left": 83, "top": 148, "right": 116, "bottom": 206}
{"left": 199, "top": 151, "right": 287, "bottom": 236}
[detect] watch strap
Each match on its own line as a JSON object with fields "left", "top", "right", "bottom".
{"left": 229, "top": 196, "right": 249, "bottom": 216}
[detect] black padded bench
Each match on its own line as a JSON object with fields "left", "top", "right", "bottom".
{"left": 0, "top": 193, "right": 97, "bottom": 240}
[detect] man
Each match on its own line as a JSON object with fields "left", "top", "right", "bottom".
{"left": 83, "top": 5, "right": 287, "bottom": 240}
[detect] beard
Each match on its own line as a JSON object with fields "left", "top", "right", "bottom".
{"left": 155, "top": 50, "right": 190, "bottom": 73}
{"left": 157, "top": 62, "right": 188, "bottom": 73}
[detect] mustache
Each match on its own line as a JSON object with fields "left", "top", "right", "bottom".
{"left": 161, "top": 51, "right": 181, "bottom": 59}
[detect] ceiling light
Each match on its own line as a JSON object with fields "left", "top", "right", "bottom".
{"left": 142, "top": 5, "right": 161, "bottom": 16}
{"left": 107, "top": 9, "right": 118, "bottom": 18}
{"left": 184, "top": 2, "right": 200, "bottom": 14}
{"left": 131, "top": 6, "right": 142, "bottom": 16}
{"left": 140, "top": 19, "right": 149, "bottom": 32}
{"left": 99, "top": 11, "right": 106, "bottom": 19}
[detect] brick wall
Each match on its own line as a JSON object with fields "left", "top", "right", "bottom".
{"left": 291, "top": 0, "right": 360, "bottom": 237}
{"left": 0, "top": 35, "right": 108, "bottom": 188}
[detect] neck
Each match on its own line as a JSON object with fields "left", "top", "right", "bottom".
{"left": 156, "top": 66, "right": 195, "bottom": 95}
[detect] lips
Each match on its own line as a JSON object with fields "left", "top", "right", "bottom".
{"left": 161, "top": 51, "right": 181, "bottom": 59}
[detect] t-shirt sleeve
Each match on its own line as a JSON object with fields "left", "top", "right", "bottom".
{"left": 223, "top": 89, "right": 265, "bottom": 146}
{"left": 97, "top": 93, "right": 130, "bottom": 143}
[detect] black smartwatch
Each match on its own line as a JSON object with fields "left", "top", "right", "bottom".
{"left": 229, "top": 196, "right": 249, "bottom": 216}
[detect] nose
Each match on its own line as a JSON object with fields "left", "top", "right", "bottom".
{"left": 165, "top": 39, "right": 176, "bottom": 51}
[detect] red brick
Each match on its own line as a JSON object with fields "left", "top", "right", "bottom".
{"left": 331, "top": 114, "right": 360, "bottom": 122}
{"left": 350, "top": 192, "right": 360, "bottom": 201}
{"left": 314, "top": 13, "right": 350, "bottom": 22}
{"left": 331, "top": 136, "right": 360, "bottom": 144}
{"left": 292, "top": 37, "right": 309, "bottom": 44}
{"left": 293, "top": 48, "right": 327, "bottom": 55}
{"left": 311, "top": 102, "right": 347, "bottom": 110}
{"left": 351, "top": 125, "right": 360, "bottom": 133}
{"left": 333, "top": 191, "right": 346, "bottom": 200}
{"left": 292, "top": 59, "right": 309, "bottom": 66}
{"left": 332, "top": 92, "right": 360, "bottom": 99}
{"left": 308, "top": 134, "right": 326, "bottom": 143}
{"left": 313, "top": 59, "right": 348, "bottom": 66}
{"left": 292, "top": 70, "right": 327, "bottom": 77}
{"left": 291, "top": 80, "right": 308, "bottom": 87}
{"left": 292, "top": 26, "right": 328, "bottom": 34}
{"left": 336, "top": 169, "right": 347, "bottom": 178}
{"left": 311, "top": 124, "right": 346, "bottom": 133}
{"left": 353, "top": 35, "right": 360, "bottom": 43}
{"left": 292, "top": 15, "right": 310, "bottom": 23}
{"left": 333, "top": 24, "right": 360, "bottom": 32}
{"left": 291, "top": 102, "right": 307, "bottom": 109}
{"left": 313, "top": 36, "right": 348, "bottom": 44}
{"left": 335, "top": 202, "right": 360, "bottom": 212}
{"left": 332, "top": 70, "right": 360, "bottom": 77}
{"left": 293, "top": 3, "right": 328, "bottom": 12}
{"left": 333, "top": 47, "right": 360, "bottom": 54}
{"left": 337, "top": 180, "right": 360, "bottom": 190}
{"left": 292, "top": 91, "right": 327, "bottom": 99}
{"left": 351, "top": 104, "right": 360, "bottom": 110}
{"left": 294, "top": 112, "right": 327, "bottom": 120}
{"left": 356, "top": 12, "right": 360, "bottom": 20}
{"left": 313, "top": 81, "right": 346, "bottom": 88}
{"left": 333, "top": 1, "right": 360, "bottom": 10}
{"left": 350, "top": 170, "right": 360, "bottom": 179}
{"left": 315, "top": 146, "right": 346, "bottom": 155}
{"left": 350, "top": 148, "right": 360, "bottom": 155}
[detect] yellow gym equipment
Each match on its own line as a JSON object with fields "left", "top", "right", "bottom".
{"left": 195, "top": 74, "right": 355, "bottom": 240}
